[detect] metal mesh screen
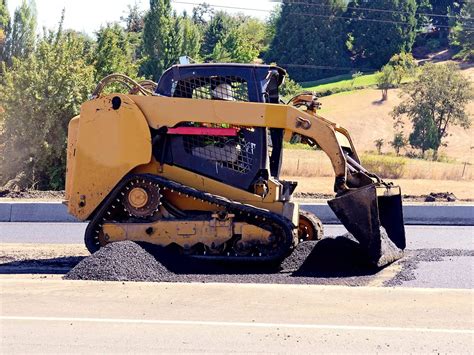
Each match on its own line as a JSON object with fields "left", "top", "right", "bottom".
{"left": 172, "top": 76, "right": 249, "bottom": 102}
{"left": 183, "top": 134, "right": 254, "bottom": 173}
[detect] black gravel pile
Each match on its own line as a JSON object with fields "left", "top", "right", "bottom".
{"left": 280, "top": 241, "right": 318, "bottom": 273}
{"left": 64, "top": 241, "right": 173, "bottom": 282}
{"left": 63, "top": 235, "right": 391, "bottom": 284}
{"left": 289, "top": 234, "right": 377, "bottom": 277}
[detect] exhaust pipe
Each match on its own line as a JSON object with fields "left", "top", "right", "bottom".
{"left": 328, "top": 183, "right": 406, "bottom": 268}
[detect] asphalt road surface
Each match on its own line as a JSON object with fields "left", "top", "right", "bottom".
{"left": 0, "top": 223, "right": 472, "bottom": 353}
{"left": 0, "top": 223, "right": 473, "bottom": 249}
{"left": 0, "top": 223, "right": 473, "bottom": 289}
{"left": 1, "top": 280, "right": 473, "bottom": 353}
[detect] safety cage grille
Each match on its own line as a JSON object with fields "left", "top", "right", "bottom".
{"left": 183, "top": 133, "right": 254, "bottom": 174}
{"left": 171, "top": 76, "right": 249, "bottom": 102}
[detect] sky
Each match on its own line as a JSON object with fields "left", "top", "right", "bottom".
{"left": 7, "top": 0, "right": 279, "bottom": 35}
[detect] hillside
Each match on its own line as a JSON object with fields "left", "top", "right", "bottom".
{"left": 314, "top": 66, "right": 474, "bottom": 163}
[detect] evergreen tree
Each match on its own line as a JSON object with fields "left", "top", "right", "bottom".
{"left": 201, "top": 11, "right": 234, "bottom": 60}
{"left": 94, "top": 23, "right": 138, "bottom": 82}
{"left": 121, "top": 4, "right": 145, "bottom": 64}
{"left": 141, "top": 0, "right": 181, "bottom": 80}
{"left": 5, "top": 0, "right": 36, "bottom": 64}
{"left": 0, "top": 0, "right": 10, "bottom": 62}
{"left": 265, "top": 0, "right": 351, "bottom": 81}
{"left": 349, "top": 0, "right": 417, "bottom": 69}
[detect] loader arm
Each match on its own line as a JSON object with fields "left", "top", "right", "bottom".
{"left": 132, "top": 95, "right": 356, "bottom": 191}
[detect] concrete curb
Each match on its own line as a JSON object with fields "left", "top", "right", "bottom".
{"left": 0, "top": 201, "right": 472, "bottom": 225}
{"left": 300, "top": 203, "right": 474, "bottom": 226}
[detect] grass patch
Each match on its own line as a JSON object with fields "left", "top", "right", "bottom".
{"left": 360, "top": 154, "right": 406, "bottom": 179}
{"left": 282, "top": 142, "right": 315, "bottom": 150}
{"left": 299, "top": 71, "right": 415, "bottom": 97}
{"left": 301, "top": 72, "right": 381, "bottom": 93}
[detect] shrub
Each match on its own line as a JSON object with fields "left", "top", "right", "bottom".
{"left": 361, "top": 154, "right": 406, "bottom": 179}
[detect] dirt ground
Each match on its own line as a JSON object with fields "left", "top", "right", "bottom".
{"left": 288, "top": 176, "right": 473, "bottom": 201}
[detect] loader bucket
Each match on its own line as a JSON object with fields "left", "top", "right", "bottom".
{"left": 327, "top": 184, "right": 405, "bottom": 268}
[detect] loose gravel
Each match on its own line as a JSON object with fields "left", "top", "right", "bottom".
{"left": 64, "top": 241, "right": 173, "bottom": 282}
{"left": 63, "top": 235, "right": 382, "bottom": 285}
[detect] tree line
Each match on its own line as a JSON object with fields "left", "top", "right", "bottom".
{"left": 0, "top": 0, "right": 472, "bottom": 189}
{"left": 1, "top": 0, "right": 472, "bottom": 82}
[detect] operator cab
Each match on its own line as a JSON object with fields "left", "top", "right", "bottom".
{"left": 155, "top": 63, "right": 290, "bottom": 196}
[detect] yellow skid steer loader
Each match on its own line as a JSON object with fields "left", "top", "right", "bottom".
{"left": 64, "top": 64, "right": 405, "bottom": 267}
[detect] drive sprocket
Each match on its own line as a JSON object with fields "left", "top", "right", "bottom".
{"left": 122, "top": 178, "right": 161, "bottom": 218}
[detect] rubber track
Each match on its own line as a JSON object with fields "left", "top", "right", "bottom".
{"left": 85, "top": 174, "right": 296, "bottom": 263}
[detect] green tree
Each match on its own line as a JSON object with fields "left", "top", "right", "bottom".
{"left": 0, "top": 0, "right": 10, "bottom": 61}
{"left": 415, "top": 0, "right": 432, "bottom": 30}
{"left": 121, "top": 4, "right": 145, "bottom": 64}
{"left": 265, "top": 0, "right": 351, "bottom": 81}
{"left": 94, "top": 23, "right": 138, "bottom": 82}
{"left": 390, "top": 132, "right": 408, "bottom": 156}
{"left": 210, "top": 40, "right": 231, "bottom": 62}
{"left": 180, "top": 15, "right": 201, "bottom": 60}
{"left": 4, "top": 0, "right": 36, "bottom": 64}
{"left": 222, "top": 26, "right": 258, "bottom": 63}
{"left": 121, "top": 3, "right": 145, "bottom": 33}
{"left": 450, "top": 2, "right": 473, "bottom": 62}
{"left": 408, "top": 117, "right": 439, "bottom": 156}
{"left": 239, "top": 17, "right": 267, "bottom": 57}
{"left": 387, "top": 52, "right": 417, "bottom": 85}
{"left": 279, "top": 76, "right": 302, "bottom": 101}
{"left": 141, "top": 0, "right": 181, "bottom": 80}
{"left": 377, "top": 64, "right": 397, "bottom": 101}
{"left": 392, "top": 63, "right": 473, "bottom": 158}
{"left": 201, "top": 11, "right": 234, "bottom": 60}
{"left": 374, "top": 138, "right": 385, "bottom": 154}
{"left": 201, "top": 12, "right": 261, "bottom": 63}
{"left": 192, "top": 3, "right": 214, "bottom": 28}
{"left": 0, "top": 22, "right": 95, "bottom": 189}
{"left": 263, "top": 6, "right": 280, "bottom": 53}
{"left": 348, "top": 0, "right": 417, "bottom": 69}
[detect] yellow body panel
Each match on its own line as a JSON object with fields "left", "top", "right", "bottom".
{"left": 65, "top": 116, "right": 79, "bottom": 203}
{"left": 66, "top": 94, "right": 152, "bottom": 220}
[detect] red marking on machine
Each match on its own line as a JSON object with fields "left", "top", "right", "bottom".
{"left": 167, "top": 127, "right": 238, "bottom": 136}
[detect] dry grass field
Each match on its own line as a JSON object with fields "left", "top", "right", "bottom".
{"left": 281, "top": 149, "right": 473, "bottom": 181}
{"left": 315, "top": 66, "right": 474, "bottom": 164}
{"left": 281, "top": 66, "right": 473, "bottom": 199}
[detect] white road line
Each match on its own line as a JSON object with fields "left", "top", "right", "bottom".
{"left": 1, "top": 316, "right": 472, "bottom": 334}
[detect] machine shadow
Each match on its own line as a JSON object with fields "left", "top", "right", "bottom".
{"left": 290, "top": 236, "right": 379, "bottom": 278}
{"left": 0, "top": 256, "right": 85, "bottom": 274}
